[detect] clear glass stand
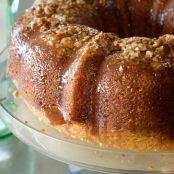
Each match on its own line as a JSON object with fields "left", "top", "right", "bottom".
{"left": 0, "top": 48, "right": 12, "bottom": 138}
{"left": 69, "top": 165, "right": 103, "bottom": 174}
{"left": 0, "top": 119, "right": 11, "bottom": 138}
{"left": 0, "top": 0, "right": 20, "bottom": 139}
{"left": 1, "top": 49, "right": 174, "bottom": 173}
{"left": 0, "top": 134, "right": 102, "bottom": 174}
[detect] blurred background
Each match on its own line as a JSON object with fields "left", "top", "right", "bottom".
{"left": 0, "top": 0, "right": 33, "bottom": 52}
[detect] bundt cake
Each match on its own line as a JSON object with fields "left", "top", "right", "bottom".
{"left": 7, "top": 0, "right": 174, "bottom": 151}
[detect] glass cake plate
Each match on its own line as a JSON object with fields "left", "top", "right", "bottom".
{"left": 1, "top": 48, "right": 174, "bottom": 174}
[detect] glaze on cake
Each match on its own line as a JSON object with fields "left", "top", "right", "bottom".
{"left": 7, "top": 0, "right": 174, "bottom": 151}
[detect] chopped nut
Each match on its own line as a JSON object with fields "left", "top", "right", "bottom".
{"left": 34, "top": 5, "right": 43, "bottom": 17}
{"left": 37, "top": 17, "right": 50, "bottom": 27}
{"left": 61, "top": 37, "right": 74, "bottom": 48}
{"left": 129, "top": 50, "right": 139, "bottom": 58}
{"left": 36, "top": 18, "right": 44, "bottom": 26}
{"left": 50, "top": 17, "right": 59, "bottom": 27}
{"left": 153, "top": 38, "right": 163, "bottom": 47}
{"left": 40, "top": 26, "right": 48, "bottom": 32}
{"left": 139, "top": 44, "right": 147, "bottom": 51}
{"left": 30, "top": 21, "right": 37, "bottom": 30}
{"left": 131, "top": 42, "right": 137, "bottom": 49}
{"left": 36, "top": 5, "right": 42, "bottom": 13}
{"left": 156, "top": 46, "right": 164, "bottom": 53}
{"left": 135, "top": 47, "right": 139, "bottom": 51}
{"left": 146, "top": 51, "right": 153, "bottom": 58}
{"left": 44, "top": 5, "right": 54, "bottom": 16}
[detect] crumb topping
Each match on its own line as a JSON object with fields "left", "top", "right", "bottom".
{"left": 19, "top": 1, "right": 174, "bottom": 70}
{"left": 28, "top": 1, "right": 98, "bottom": 31}
{"left": 112, "top": 35, "right": 174, "bottom": 69}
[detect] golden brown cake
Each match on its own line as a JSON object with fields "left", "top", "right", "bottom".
{"left": 7, "top": 0, "right": 174, "bottom": 151}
